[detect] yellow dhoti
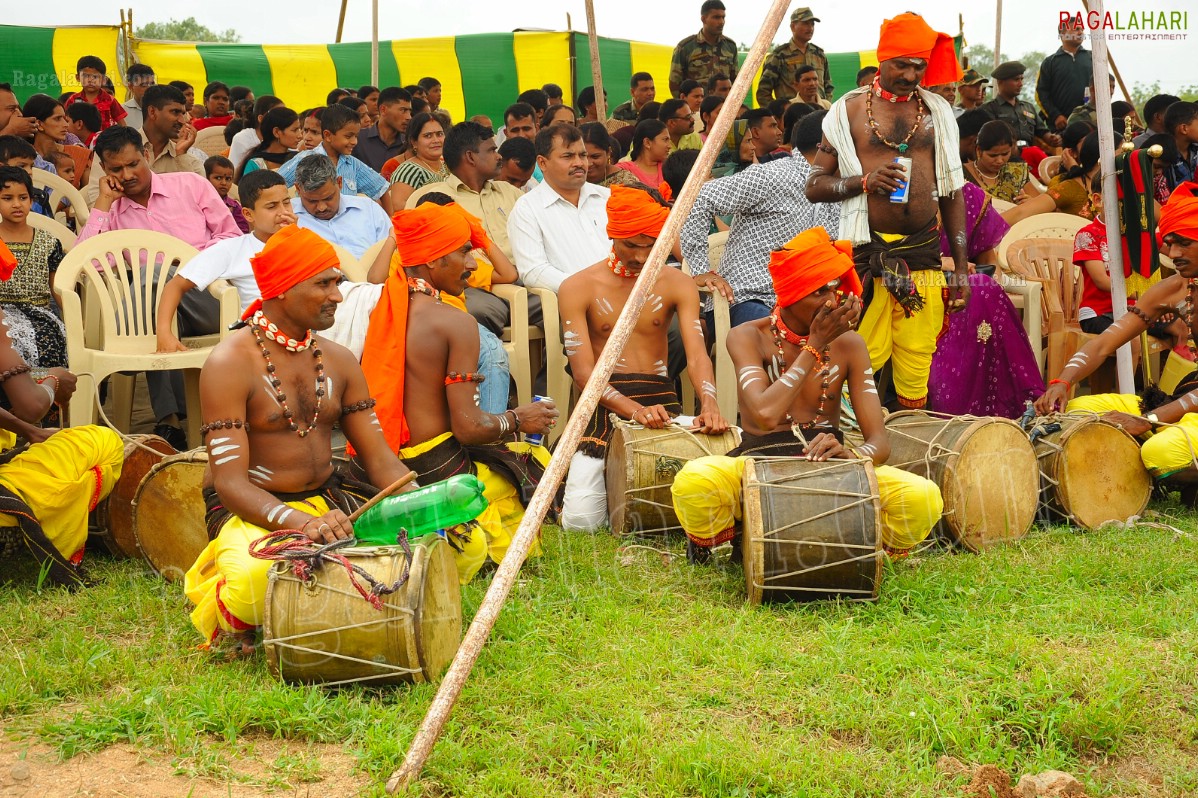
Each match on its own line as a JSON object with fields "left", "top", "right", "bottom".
{"left": 670, "top": 456, "right": 943, "bottom": 552}
{"left": 0, "top": 425, "right": 123, "bottom": 574}
{"left": 859, "top": 270, "right": 946, "bottom": 408}
{"left": 400, "top": 431, "right": 548, "bottom": 584}
{"left": 1066, "top": 393, "right": 1198, "bottom": 477}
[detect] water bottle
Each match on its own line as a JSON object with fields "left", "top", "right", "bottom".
{"left": 524, "top": 395, "right": 551, "bottom": 446}
{"left": 353, "top": 474, "right": 489, "bottom": 546}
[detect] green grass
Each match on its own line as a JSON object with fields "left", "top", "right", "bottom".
{"left": 2, "top": 511, "right": 1198, "bottom": 797}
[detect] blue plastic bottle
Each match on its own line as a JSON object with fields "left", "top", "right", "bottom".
{"left": 353, "top": 474, "right": 489, "bottom": 546}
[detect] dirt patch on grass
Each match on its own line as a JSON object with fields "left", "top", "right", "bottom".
{"left": 0, "top": 736, "right": 371, "bottom": 797}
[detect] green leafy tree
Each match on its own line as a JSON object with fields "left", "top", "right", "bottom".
{"left": 136, "top": 17, "right": 241, "bottom": 43}
{"left": 1127, "top": 81, "right": 1198, "bottom": 113}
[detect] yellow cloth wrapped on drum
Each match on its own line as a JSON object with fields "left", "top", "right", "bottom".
{"left": 1066, "top": 393, "right": 1198, "bottom": 478}
{"left": 671, "top": 455, "right": 943, "bottom": 552}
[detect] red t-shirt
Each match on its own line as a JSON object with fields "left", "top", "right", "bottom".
{"left": 64, "top": 90, "right": 127, "bottom": 131}
{"left": 1073, "top": 219, "right": 1119, "bottom": 319}
{"left": 194, "top": 115, "right": 234, "bottom": 131}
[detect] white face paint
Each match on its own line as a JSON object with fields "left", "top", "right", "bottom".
{"left": 603, "top": 386, "right": 621, "bottom": 401}
{"left": 739, "top": 366, "right": 766, "bottom": 390}
{"left": 653, "top": 359, "right": 668, "bottom": 377}
{"left": 1181, "top": 393, "right": 1198, "bottom": 412}
{"left": 209, "top": 443, "right": 241, "bottom": 456}
{"left": 262, "top": 376, "right": 284, "bottom": 407}
{"left": 647, "top": 293, "right": 664, "bottom": 313}
{"left": 826, "top": 364, "right": 840, "bottom": 380}
{"left": 595, "top": 297, "right": 614, "bottom": 317}
{"left": 265, "top": 504, "right": 292, "bottom": 525}
{"left": 701, "top": 380, "right": 717, "bottom": 398}
{"left": 692, "top": 320, "right": 704, "bottom": 335}
{"left": 564, "top": 330, "right": 583, "bottom": 356}
{"left": 369, "top": 412, "right": 382, "bottom": 428}
{"left": 214, "top": 454, "right": 241, "bottom": 466}
{"left": 248, "top": 465, "right": 273, "bottom": 485}
{"left": 858, "top": 443, "right": 877, "bottom": 457}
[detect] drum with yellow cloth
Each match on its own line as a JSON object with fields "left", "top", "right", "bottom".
{"left": 884, "top": 411, "right": 1038, "bottom": 552}
{"left": 606, "top": 417, "right": 741, "bottom": 536}
{"left": 131, "top": 448, "right": 210, "bottom": 580}
{"left": 263, "top": 535, "right": 461, "bottom": 686}
{"left": 92, "top": 434, "right": 177, "bottom": 558}
{"left": 741, "top": 457, "right": 883, "bottom": 604}
{"left": 1029, "top": 413, "right": 1151, "bottom": 529}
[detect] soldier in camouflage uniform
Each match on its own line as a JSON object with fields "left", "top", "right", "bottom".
{"left": 756, "top": 8, "right": 832, "bottom": 106}
{"left": 669, "top": 0, "right": 740, "bottom": 97}
{"left": 610, "top": 73, "right": 657, "bottom": 123}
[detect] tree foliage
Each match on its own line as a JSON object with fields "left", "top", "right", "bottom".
{"left": 135, "top": 17, "right": 241, "bottom": 43}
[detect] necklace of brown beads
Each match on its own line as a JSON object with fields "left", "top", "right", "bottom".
{"left": 250, "top": 311, "right": 325, "bottom": 438}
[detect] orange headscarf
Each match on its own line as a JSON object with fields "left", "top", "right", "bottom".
{"left": 876, "top": 12, "right": 962, "bottom": 87}
{"left": 769, "top": 227, "right": 862, "bottom": 308}
{"left": 606, "top": 184, "right": 671, "bottom": 240}
{"left": 242, "top": 225, "right": 340, "bottom": 320}
{"left": 1158, "top": 181, "right": 1198, "bottom": 246}
{"left": 0, "top": 241, "right": 16, "bottom": 282}
{"left": 359, "top": 203, "right": 482, "bottom": 452}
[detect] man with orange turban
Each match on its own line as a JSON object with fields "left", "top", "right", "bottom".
{"left": 1036, "top": 182, "right": 1198, "bottom": 491}
{"left": 185, "top": 225, "right": 414, "bottom": 651}
{"left": 671, "top": 227, "right": 943, "bottom": 563}
{"left": 807, "top": 11, "right": 969, "bottom": 411}
{"left": 557, "top": 184, "right": 730, "bottom": 531}
{"left": 360, "top": 203, "right": 560, "bottom": 583}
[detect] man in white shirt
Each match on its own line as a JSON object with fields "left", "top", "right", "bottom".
{"left": 290, "top": 154, "right": 395, "bottom": 271}
{"left": 121, "top": 64, "right": 156, "bottom": 131}
{"left": 507, "top": 124, "right": 610, "bottom": 293}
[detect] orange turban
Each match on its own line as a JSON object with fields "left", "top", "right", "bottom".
{"left": 877, "top": 12, "right": 962, "bottom": 87}
{"left": 243, "top": 225, "right": 339, "bottom": 320}
{"left": 0, "top": 241, "right": 16, "bottom": 282}
{"left": 769, "top": 227, "right": 862, "bottom": 308}
{"left": 392, "top": 203, "right": 472, "bottom": 266}
{"left": 1158, "top": 181, "right": 1198, "bottom": 246}
{"left": 606, "top": 184, "right": 671, "bottom": 240}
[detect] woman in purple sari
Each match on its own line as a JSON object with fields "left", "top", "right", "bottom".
{"left": 929, "top": 183, "right": 1045, "bottom": 417}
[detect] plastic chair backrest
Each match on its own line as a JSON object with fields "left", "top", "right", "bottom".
{"left": 997, "top": 213, "right": 1087, "bottom": 272}
{"left": 32, "top": 167, "right": 89, "bottom": 225}
{"left": 1007, "top": 238, "right": 1078, "bottom": 324}
{"left": 194, "top": 126, "right": 227, "bottom": 158}
{"left": 25, "top": 213, "right": 77, "bottom": 251}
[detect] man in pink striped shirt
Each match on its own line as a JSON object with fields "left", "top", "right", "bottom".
{"left": 78, "top": 126, "right": 241, "bottom": 448}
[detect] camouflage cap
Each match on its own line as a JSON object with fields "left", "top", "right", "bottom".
{"left": 960, "top": 68, "right": 990, "bottom": 86}
{"left": 790, "top": 7, "right": 820, "bottom": 23}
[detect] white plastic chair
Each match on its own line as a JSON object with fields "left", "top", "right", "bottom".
{"left": 25, "top": 213, "right": 77, "bottom": 251}
{"left": 194, "top": 126, "right": 227, "bottom": 160}
{"left": 52, "top": 230, "right": 226, "bottom": 447}
{"left": 996, "top": 213, "right": 1088, "bottom": 273}
{"left": 32, "top": 167, "right": 89, "bottom": 226}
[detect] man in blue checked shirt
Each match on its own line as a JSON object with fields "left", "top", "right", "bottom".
{"left": 276, "top": 103, "right": 393, "bottom": 215}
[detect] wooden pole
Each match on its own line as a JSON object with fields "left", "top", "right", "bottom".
{"left": 382, "top": 0, "right": 792, "bottom": 791}
{"left": 371, "top": 0, "right": 379, "bottom": 86}
{"left": 1079, "top": 0, "right": 1135, "bottom": 107}
{"left": 336, "top": 0, "right": 348, "bottom": 44}
{"left": 584, "top": 0, "right": 608, "bottom": 120}
{"left": 1088, "top": 0, "right": 1135, "bottom": 393}
{"left": 994, "top": 0, "right": 1003, "bottom": 70}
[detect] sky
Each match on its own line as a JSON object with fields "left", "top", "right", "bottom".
{"left": 10, "top": 0, "right": 1194, "bottom": 94}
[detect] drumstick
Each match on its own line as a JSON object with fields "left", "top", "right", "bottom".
{"left": 348, "top": 472, "right": 418, "bottom": 523}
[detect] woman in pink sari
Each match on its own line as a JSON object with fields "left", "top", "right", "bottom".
{"left": 929, "top": 183, "right": 1045, "bottom": 417}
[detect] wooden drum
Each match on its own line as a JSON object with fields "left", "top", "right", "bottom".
{"left": 130, "top": 448, "right": 210, "bottom": 581}
{"left": 263, "top": 536, "right": 462, "bottom": 686}
{"left": 742, "top": 457, "right": 883, "bottom": 604}
{"left": 91, "top": 434, "right": 177, "bottom": 557}
{"left": 1031, "top": 414, "right": 1151, "bottom": 529}
{"left": 606, "top": 418, "right": 742, "bottom": 536}
{"left": 884, "top": 411, "right": 1038, "bottom": 552}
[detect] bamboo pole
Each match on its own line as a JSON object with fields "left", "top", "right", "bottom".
{"left": 381, "top": 0, "right": 792, "bottom": 790}
{"left": 371, "top": 0, "right": 379, "bottom": 86}
{"left": 1079, "top": 0, "right": 1135, "bottom": 108}
{"left": 335, "top": 0, "right": 348, "bottom": 44}
{"left": 994, "top": 0, "right": 1003, "bottom": 70}
{"left": 1088, "top": 0, "right": 1135, "bottom": 393}
{"left": 585, "top": 0, "right": 607, "bottom": 120}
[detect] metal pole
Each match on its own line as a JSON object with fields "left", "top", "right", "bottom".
{"left": 371, "top": 0, "right": 379, "bottom": 86}
{"left": 1089, "top": 0, "right": 1135, "bottom": 392}
{"left": 1079, "top": 0, "right": 1135, "bottom": 107}
{"left": 994, "top": 0, "right": 1003, "bottom": 70}
{"left": 381, "top": 0, "right": 793, "bottom": 790}
{"left": 585, "top": 0, "right": 608, "bottom": 120}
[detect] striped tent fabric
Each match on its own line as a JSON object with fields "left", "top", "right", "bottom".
{"left": 0, "top": 25, "right": 958, "bottom": 125}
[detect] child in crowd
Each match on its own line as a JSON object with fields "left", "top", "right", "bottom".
{"left": 46, "top": 151, "right": 75, "bottom": 186}
{"left": 65, "top": 102, "right": 101, "bottom": 148}
{"left": 276, "top": 103, "right": 388, "bottom": 203}
{"left": 0, "top": 137, "right": 51, "bottom": 218}
{"left": 1164, "top": 101, "right": 1198, "bottom": 190}
{"left": 62, "top": 56, "right": 126, "bottom": 131}
{"left": 204, "top": 156, "right": 250, "bottom": 234}
{"left": 0, "top": 167, "right": 67, "bottom": 369}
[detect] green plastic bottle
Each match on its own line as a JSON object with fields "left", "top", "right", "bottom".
{"left": 353, "top": 474, "right": 489, "bottom": 546}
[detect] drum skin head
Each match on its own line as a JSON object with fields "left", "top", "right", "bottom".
{"left": 131, "top": 449, "right": 208, "bottom": 581}
{"left": 1037, "top": 418, "right": 1151, "bottom": 529}
{"left": 606, "top": 420, "right": 741, "bottom": 536}
{"left": 94, "top": 434, "right": 177, "bottom": 558}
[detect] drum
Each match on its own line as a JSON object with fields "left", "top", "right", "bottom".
{"left": 606, "top": 418, "right": 742, "bottom": 535}
{"left": 741, "top": 457, "right": 883, "bottom": 604}
{"left": 92, "top": 434, "right": 177, "bottom": 557}
{"left": 884, "top": 411, "right": 1038, "bottom": 552}
{"left": 130, "top": 448, "right": 209, "bottom": 581}
{"left": 263, "top": 535, "right": 462, "bottom": 686}
{"left": 1031, "top": 414, "right": 1151, "bottom": 529}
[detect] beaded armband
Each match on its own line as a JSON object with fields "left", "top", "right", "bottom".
{"left": 816, "top": 142, "right": 837, "bottom": 155}
{"left": 445, "top": 371, "right": 486, "bottom": 386}
{"left": 200, "top": 418, "right": 249, "bottom": 437}
{"left": 0, "top": 364, "right": 32, "bottom": 383}
{"left": 341, "top": 398, "right": 377, "bottom": 415}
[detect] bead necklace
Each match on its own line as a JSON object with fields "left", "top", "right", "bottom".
{"left": 769, "top": 310, "right": 833, "bottom": 420}
{"left": 252, "top": 310, "right": 313, "bottom": 353}
{"left": 251, "top": 326, "right": 326, "bottom": 438}
{"left": 407, "top": 276, "right": 440, "bottom": 300}
{"left": 871, "top": 75, "right": 917, "bottom": 103}
{"left": 865, "top": 80, "right": 924, "bottom": 154}
{"left": 607, "top": 250, "right": 638, "bottom": 279}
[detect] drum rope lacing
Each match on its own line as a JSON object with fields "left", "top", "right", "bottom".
{"left": 249, "top": 531, "right": 413, "bottom": 610}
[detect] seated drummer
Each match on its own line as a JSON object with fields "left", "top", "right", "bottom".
{"left": 670, "top": 228, "right": 944, "bottom": 562}
{"left": 1036, "top": 182, "right": 1198, "bottom": 484}
{"left": 557, "top": 184, "right": 730, "bottom": 531}
{"left": 0, "top": 302, "right": 124, "bottom": 587}
{"left": 360, "top": 203, "right": 559, "bottom": 583}
{"left": 184, "top": 225, "right": 414, "bottom": 651}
